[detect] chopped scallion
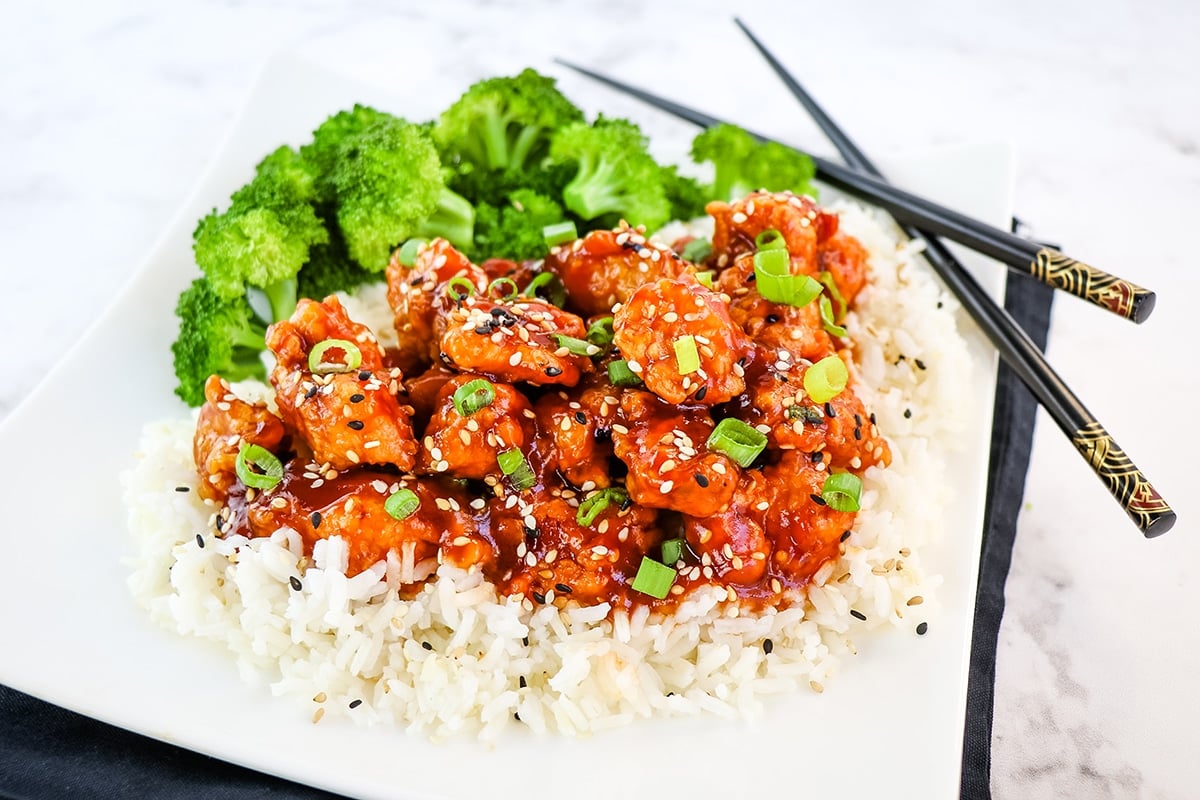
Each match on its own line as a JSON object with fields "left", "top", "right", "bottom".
{"left": 705, "top": 418, "right": 767, "bottom": 467}
{"left": 816, "top": 271, "right": 847, "bottom": 321}
{"left": 575, "top": 487, "right": 630, "bottom": 527}
{"left": 819, "top": 295, "right": 848, "bottom": 337}
{"left": 522, "top": 271, "right": 567, "bottom": 307}
{"left": 487, "top": 277, "right": 519, "bottom": 303}
{"left": 661, "top": 537, "right": 684, "bottom": 564}
{"left": 681, "top": 237, "right": 712, "bottom": 263}
{"left": 452, "top": 379, "right": 495, "bottom": 416}
{"left": 674, "top": 335, "right": 700, "bottom": 375}
{"left": 235, "top": 444, "right": 283, "bottom": 490}
{"left": 542, "top": 220, "right": 578, "bottom": 248}
{"left": 755, "top": 229, "right": 786, "bottom": 250}
{"left": 445, "top": 276, "right": 476, "bottom": 301}
{"left": 695, "top": 270, "right": 715, "bottom": 289}
{"left": 586, "top": 316, "right": 615, "bottom": 347}
{"left": 553, "top": 334, "right": 600, "bottom": 357}
{"left": 497, "top": 448, "right": 536, "bottom": 491}
{"left": 753, "top": 248, "right": 823, "bottom": 307}
{"left": 397, "top": 238, "right": 426, "bottom": 267}
{"left": 608, "top": 359, "right": 643, "bottom": 387}
{"left": 821, "top": 472, "right": 862, "bottom": 512}
{"left": 384, "top": 488, "right": 420, "bottom": 520}
{"left": 631, "top": 557, "right": 677, "bottom": 599}
{"left": 308, "top": 339, "right": 362, "bottom": 375}
{"left": 803, "top": 355, "right": 849, "bottom": 403}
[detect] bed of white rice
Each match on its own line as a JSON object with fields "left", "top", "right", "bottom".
{"left": 123, "top": 200, "right": 971, "bottom": 740}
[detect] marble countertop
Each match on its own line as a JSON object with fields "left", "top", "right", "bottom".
{"left": 2, "top": 1, "right": 1196, "bottom": 797}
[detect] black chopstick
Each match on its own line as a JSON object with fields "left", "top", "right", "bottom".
{"left": 556, "top": 53, "right": 1175, "bottom": 537}
{"left": 731, "top": 18, "right": 1173, "bottom": 538}
{"left": 553, "top": 58, "right": 1157, "bottom": 325}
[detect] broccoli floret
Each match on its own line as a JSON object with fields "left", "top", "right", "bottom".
{"left": 691, "top": 123, "right": 818, "bottom": 201}
{"left": 171, "top": 279, "right": 268, "bottom": 406}
{"left": 659, "top": 164, "right": 710, "bottom": 221}
{"left": 435, "top": 69, "right": 584, "bottom": 173}
{"left": 193, "top": 145, "right": 329, "bottom": 323}
{"left": 549, "top": 116, "right": 671, "bottom": 231}
{"left": 297, "top": 226, "right": 377, "bottom": 301}
{"left": 474, "top": 190, "right": 565, "bottom": 260}
{"left": 301, "top": 104, "right": 392, "bottom": 204}
{"left": 447, "top": 159, "right": 576, "bottom": 208}
{"left": 330, "top": 116, "right": 474, "bottom": 268}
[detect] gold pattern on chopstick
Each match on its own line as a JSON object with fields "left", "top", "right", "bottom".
{"left": 1031, "top": 248, "right": 1149, "bottom": 321}
{"left": 1071, "top": 422, "right": 1173, "bottom": 534}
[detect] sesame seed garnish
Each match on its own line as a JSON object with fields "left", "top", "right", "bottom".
{"left": 762, "top": 638, "right": 773, "bottom": 654}
{"left": 694, "top": 473, "right": 709, "bottom": 487}
{"left": 916, "top": 622, "right": 929, "bottom": 635}
{"left": 175, "top": 486, "right": 190, "bottom": 493}
{"left": 347, "top": 420, "right": 365, "bottom": 431}
{"left": 195, "top": 533, "right": 205, "bottom": 548}
{"left": 659, "top": 480, "right": 674, "bottom": 494}
{"left": 350, "top": 394, "right": 364, "bottom": 403}
{"left": 903, "top": 408, "right": 912, "bottom": 419}
{"left": 289, "top": 576, "right": 302, "bottom": 591}
{"left": 421, "top": 641, "right": 433, "bottom": 651}
{"left": 850, "top": 610, "right": 866, "bottom": 621}
{"left": 810, "top": 494, "right": 827, "bottom": 506}
{"left": 349, "top": 699, "right": 362, "bottom": 709}
{"left": 311, "top": 512, "right": 322, "bottom": 529}
{"left": 545, "top": 366, "right": 563, "bottom": 376}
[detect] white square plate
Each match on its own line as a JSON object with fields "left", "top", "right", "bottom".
{"left": 0, "top": 55, "right": 1011, "bottom": 799}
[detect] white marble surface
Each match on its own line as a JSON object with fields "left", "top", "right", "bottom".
{"left": 2, "top": 0, "right": 1197, "bottom": 797}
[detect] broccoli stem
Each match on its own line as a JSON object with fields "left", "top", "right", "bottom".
{"left": 231, "top": 323, "right": 267, "bottom": 351}
{"left": 482, "top": 113, "right": 512, "bottom": 171}
{"left": 262, "top": 278, "right": 298, "bottom": 323}
{"left": 508, "top": 126, "right": 543, "bottom": 172}
{"left": 562, "top": 157, "right": 623, "bottom": 220}
{"left": 417, "top": 188, "right": 476, "bottom": 250}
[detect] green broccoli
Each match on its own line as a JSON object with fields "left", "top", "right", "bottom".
{"left": 659, "top": 164, "right": 710, "bottom": 221}
{"left": 691, "top": 123, "right": 817, "bottom": 201}
{"left": 435, "top": 69, "right": 584, "bottom": 173}
{"left": 171, "top": 279, "right": 269, "bottom": 406}
{"left": 301, "top": 104, "right": 392, "bottom": 204}
{"left": 192, "top": 145, "right": 329, "bottom": 323}
{"left": 330, "top": 116, "right": 474, "bottom": 269}
{"left": 297, "top": 226, "right": 376, "bottom": 301}
{"left": 474, "top": 189, "right": 565, "bottom": 260}
{"left": 549, "top": 116, "right": 671, "bottom": 231}
{"left": 447, "top": 159, "right": 576, "bottom": 208}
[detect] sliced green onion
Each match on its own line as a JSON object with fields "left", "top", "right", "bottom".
{"left": 384, "top": 488, "right": 420, "bottom": 520}
{"left": 681, "top": 237, "right": 712, "bottom": 263}
{"left": 660, "top": 537, "right": 684, "bottom": 565}
{"left": 575, "top": 487, "right": 630, "bottom": 527}
{"left": 542, "top": 220, "right": 578, "bottom": 248}
{"left": 308, "top": 339, "right": 362, "bottom": 375}
{"left": 674, "top": 335, "right": 700, "bottom": 375}
{"left": 608, "top": 359, "right": 643, "bottom": 387}
{"left": 553, "top": 334, "right": 600, "bottom": 357}
{"left": 706, "top": 418, "right": 767, "bottom": 467}
{"left": 445, "top": 276, "right": 476, "bottom": 302}
{"left": 816, "top": 271, "right": 847, "bottom": 321}
{"left": 522, "top": 271, "right": 567, "bottom": 307}
{"left": 452, "top": 378, "right": 495, "bottom": 416}
{"left": 753, "top": 249, "right": 823, "bottom": 307}
{"left": 487, "top": 277, "right": 519, "bottom": 303}
{"left": 397, "top": 238, "right": 426, "bottom": 267}
{"left": 695, "top": 270, "right": 715, "bottom": 289}
{"left": 235, "top": 444, "right": 283, "bottom": 490}
{"left": 803, "top": 355, "right": 849, "bottom": 403}
{"left": 821, "top": 472, "right": 863, "bottom": 513}
{"left": 586, "top": 316, "right": 615, "bottom": 347}
{"left": 631, "top": 557, "right": 676, "bottom": 600}
{"left": 755, "top": 229, "right": 786, "bottom": 250}
{"left": 497, "top": 448, "right": 536, "bottom": 491}
{"left": 819, "top": 295, "right": 848, "bottom": 338}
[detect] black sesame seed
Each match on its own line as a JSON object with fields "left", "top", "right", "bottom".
{"left": 525, "top": 526, "right": 538, "bottom": 541}
{"left": 289, "top": 576, "right": 302, "bottom": 591}
{"left": 810, "top": 493, "right": 828, "bottom": 506}
{"left": 474, "top": 325, "right": 492, "bottom": 335}
{"left": 358, "top": 370, "right": 372, "bottom": 380}
{"left": 347, "top": 420, "right": 365, "bottom": 431}
{"left": 514, "top": 712, "right": 521, "bottom": 721}
{"left": 175, "top": 486, "right": 190, "bottom": 493}
{"left": 304, "top": 386, "right": 319, "bottom": 400}
{"left": 937, "top": 301, "right": 943, "bottom": 309}
{"left": 853, "top": 427, "right": 862, "bottom": 440}
{"left": 824, "top": 402, "right": 836, "bottom": 418}
{"left": 840, "top": 530, "right": 852, "bottom": 542}
{"left": 421, "top": 641, "right": 433, "bottom": 651}
{"left": 574, "top": 411, "right": 586, "bottom": 424}
{"left": 747, "top": 272, "right": 757, "bottom": 282}
{"left": 349, "top": 699, "right": 363, "bottom": 709}
{"left": 694, "top": 385, "right": 708, "bottom": 401}
{"left": 519, "top": 676, "right": 527, "bottom": 688}
{"left": 522, "top": 636, "right": 530, "bottom": 647}
{"left": 850, "top": 609, "right": 867, "bottom": 621}
{"left": 903, "top": 408, "right": 912, "bottom": 419}
{"left": 195, "top": 533, "right": 205, "bottom": 548}
{"left": 311, "top": 512, "right": 322, "bottom": 529}
{"left": 545, "top": 366, "right": 563, "bottom": 377}
{"left": 555, "top": 583, "right": 572, "bottom": 594}
{"left": 694, "top": 473, "right": 709, "bottom": 487}
{"left": 811, "top": 451, "right": 824, "bottom": 463}
{"left": 869, "top": 413, "right": 877, "bottom": 425}
{"left": 914, "top": 359, "right": 927, "bottom": 370}
{"left": 916, "top": 622, "right": 929, "bottom": 636}
{"left": 853, "top": 414, "right": 862, "bottom": 426}
{"left": 762, "top": 638, "right": 774, "bottom": 654}
{"left": 350, "top": 393, "right": 365, "bottom": 403}
{"left": 409, "top": 277, "right": 423, "bottom": 286}
{"left": 766, "top": 314, "right": 780, "bottom": 324}
{"left": 532, "top": 591, "right": 546, "bottom": 604}
{"left": 666, "top": 691, "right": 675, "bottom": 697}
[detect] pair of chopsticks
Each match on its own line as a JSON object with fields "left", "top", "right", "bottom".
{"left": 555, "top": 22, "right": 1175, "bottom": 537}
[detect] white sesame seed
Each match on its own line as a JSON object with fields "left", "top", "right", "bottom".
{"left": 508, "top": 352, "right": 522, "bottom": 366}
{"left": 659, "top": 480, "right": 674, "bottom": 494}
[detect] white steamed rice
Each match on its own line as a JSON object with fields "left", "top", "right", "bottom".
{"left": 123, "top": 200, "right": 970, "bottom": 740}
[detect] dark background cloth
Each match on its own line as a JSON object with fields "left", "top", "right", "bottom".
{"left": 0, "top": 272, "right": 1054, "bottom": 800}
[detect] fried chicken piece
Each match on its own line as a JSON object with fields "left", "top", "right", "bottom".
{"left": 613, "top": 275, "right": 753, "bottom": 405}
{"left": 532, "top": 376, "right": 623, "bottom": 490}
{"left": 545, "top": 223, "right": 691, "bottom": 317}
{"left": 267, "top": 297, "right": 417, "bottom": 472}
{"left": 716, "top": 251, "right": 834, "bottom": 362}
{"left": 417, "top": 374, "right": 533, "bottom": 480}
{"left": 611, "top": 390, "right": 739, "bottom": 517}
{"left": 385, "top": 238, "right": 489, "bottom": 374}
{"left": 192, "top": 375, "right": 286, "bottom": 502}
{"left": 708, "top": 190, "right": 837, "bottom": 274}
{"left": 437, "top": 296, "right": 592, "bottom": 386}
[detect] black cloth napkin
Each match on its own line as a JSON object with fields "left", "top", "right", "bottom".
{"left": 0, "top": 273, "right": 1053, "bottom": 800}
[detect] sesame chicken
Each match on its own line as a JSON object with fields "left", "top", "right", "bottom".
{"left": 192, "top": 375, "right": 286, "bottom": 502}
{"left": 417, "top": 374, "right": 533, "bottom": 480}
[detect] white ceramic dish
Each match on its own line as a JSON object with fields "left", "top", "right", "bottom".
{"left": 0, "top": 55, "right": 1012, "bottom": 800}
